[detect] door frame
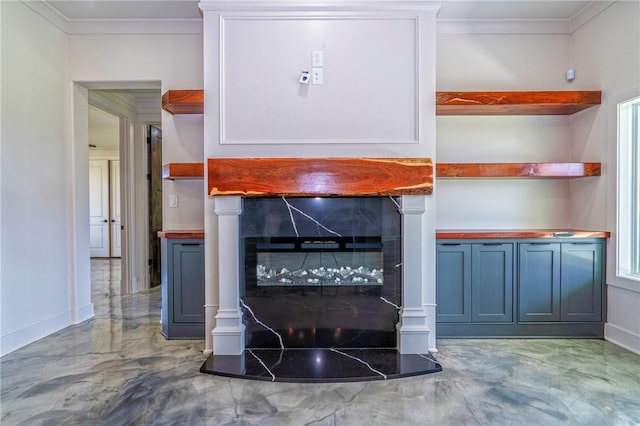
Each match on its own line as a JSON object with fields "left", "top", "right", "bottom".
{"left": 70, "top": 81, "right": 161, "bottom": 313}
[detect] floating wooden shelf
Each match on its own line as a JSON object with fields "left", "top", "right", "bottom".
{"left": 436, "top": 162, "right": 601, "bottom": 178}
{"left": 161, "top": 90, "right": 600, "bottom": 115}
{"left": 162, "top": 163, "right": 204, "bottom": 180}
{"left": 158, "top": 230, "right": 205, "bottom": 239}
{"left": 162, "top": 161, "right": 600, "bottom": 180}
{"left": 436, "top": 229, "right": 610, "bottom": 239}
{"left": 436, "top": 91, "right": 601, "bottom": 115}
{"left": 208, "top": 157, "right": 433, "bottom": 197}
{"left": 162, "top": 90, "right": 204, "bottom": 114}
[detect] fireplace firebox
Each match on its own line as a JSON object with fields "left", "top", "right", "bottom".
{"left": 239, "top": 197, "right": 402, "bottom": 349}
{"left": 246, "top": 236, "right": 384, "bottom": 289}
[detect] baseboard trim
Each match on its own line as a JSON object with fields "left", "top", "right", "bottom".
{"left": 1, "top": 310, "right": 71, "bottom": 357}
{"left": 605, "top": 323, "right": 640, "bottom": 355}
{"left": 72, "top": 303, "right": 95, "bottom": 324}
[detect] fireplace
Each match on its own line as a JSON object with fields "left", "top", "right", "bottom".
{"left": 240, "top": 197, "right": 401, "bottom": 349}
{"left": 200, "top": 158, "right": 440, "bottom": 381}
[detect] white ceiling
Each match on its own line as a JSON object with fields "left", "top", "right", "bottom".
{"left": 45, "top": 0, "right": 598, "bottom": 21}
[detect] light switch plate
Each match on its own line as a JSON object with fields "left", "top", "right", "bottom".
{"left": 312, "top": 50, "right": 323, "bottom": 67}
{"left": 169, "top": 195, "right": 178, "bottom": 208}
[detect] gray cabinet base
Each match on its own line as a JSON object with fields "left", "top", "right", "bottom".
{"left": 436, "top": 238, "right": 606, "bottom": 339}
{"left": 161, "top": 238, "right": 205, "bottom": 339}
{"left": 160, "top": 323, "right": 205, "bottom": 340}
{"left": 437, "top": 322, "right": 604, "bottom": 338}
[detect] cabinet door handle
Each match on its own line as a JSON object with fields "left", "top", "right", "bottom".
{"left": 530, "top": 242, "right": 552, "bottom": 245}
{"left": 180, "top": 243, "right": 201, "bottom": 246}
{"left": 568, "top": 242, "right": 593, "bottom": 245}
{"left": 440, "top": 243, "right": 461, "bottom": 246}
{"left": 553, "top": 232, "right": 575, "bottom": 237}
{"left": 482, "top": 243, "right": 503, "bottom": 246}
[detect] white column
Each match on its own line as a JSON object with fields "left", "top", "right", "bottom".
{"left": 203, "top": 195, "right": 217, "bottom": 356}
{"left": 212, "top": 196, "right": 245, "bottom": 355}
{"left": 398, "top": 195, "right": 431, "bottom": 354}
{"left": 423, "top": 194, "right": 437, "bottom": 352}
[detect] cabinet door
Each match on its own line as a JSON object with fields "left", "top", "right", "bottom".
{"left": 436, "top": 243, "right": 471, "bottom": 323}
{"left": 560, "top": 243, "right": 603, "bottom": 322}
{"left": 519, "top": 243, "right": 561, "bottom": 322}
{"left": 173, "top": 242, "right": 205, "bottom": 323}
{"left": 472, "top": 243, "right": 513, "bottom": 322}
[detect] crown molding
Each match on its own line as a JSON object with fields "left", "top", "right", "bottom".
{"left": 570, "top": 0, "right": 615, "bottom": 33}
{"left": 21, "top": 1, "right": 203, "bottom": 34}
{"left": 22, "top": 0, "right": 70, "bottom": 32}
{"left": 437, "top": 18, "right": 571, "bottom": 34}
{"left": 65, "top": 19, "right": 203, "bottom": 35}
{"left": 89, "top": 91, "right": 138, "bottom": 119}
{"left": 23, "top": 0, "right": 615, "bottom": 35}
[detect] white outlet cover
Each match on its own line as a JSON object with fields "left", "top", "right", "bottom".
{"left": 312, "top": 68, "right": 323, "bottom": 85}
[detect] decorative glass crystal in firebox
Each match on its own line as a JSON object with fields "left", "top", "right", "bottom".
{"left": 257, "top": 264, "right": 384, "bottom": 286}
{"left": 250, "top": 237, "right": 384, "bottom": 287}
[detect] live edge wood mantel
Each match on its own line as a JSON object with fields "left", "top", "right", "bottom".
{"left": 207, "top": 158, "right": 433, "bottom": 197}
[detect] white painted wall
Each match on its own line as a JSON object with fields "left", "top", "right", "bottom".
{"left": 69, "top": 34, "right": 203, "bottom": 298}
{"left": 0, "top": 4, "right": 204, "bottom": 355}
{"left": 570, "top": 1, "right": 640, "bottom": 354}
{"left": 69, "top": 34, "right": 204, "bottom": 231}
{"left": 436, "top": 33, "right": 577, "bottom": 230}
{"left": 1, "top": 1, "right": 79, "bottom": 355}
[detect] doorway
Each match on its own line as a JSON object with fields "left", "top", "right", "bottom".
{"left": 148, "top": 125, "right": 163, "bottom": 287}
{"left": 71, "top": 82, "right": 161, "bottom": 309}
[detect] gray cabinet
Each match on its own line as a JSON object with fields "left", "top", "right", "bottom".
{"left": 437, "top": 238, "right": 605, "bottom": 337}
{"left": 519, "top": 242, "right": 603, "bottom": 323}
{"left": 436, "top": 243, "right": 471, "bottom": 323}
{"left": 471, "top": 243, "right": 513, "bottom": 323}
{"left": 161, "top": 238, "right": 205, "bottom": 339}
{"left": 436, "top": 242, "right": 513, "bottom": 324}
{"left": 560, "top": 242, "right": 603, "bottom": 322}
{"left": 519, "top": 243, "right": 561, "bottom": 322}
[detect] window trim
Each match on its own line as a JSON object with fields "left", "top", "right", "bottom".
{"left": 617, "top": 95, "right": 640, "bottom": 282}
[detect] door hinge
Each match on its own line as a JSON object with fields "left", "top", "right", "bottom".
{"left": 147, "top": 172, "right": 151, "bottom": 181}
{"left": 121, "top": 225, "right": 124, "bottom": 231}
{"left": 146, "top": 135, "right": 151, "bottom": 144}
{"left": 148, "top": 259, "right": 153, "bottom": 266}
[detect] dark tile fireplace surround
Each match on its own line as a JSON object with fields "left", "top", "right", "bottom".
{"left": 201, "top": 196, "right": 441, "bottom": 382}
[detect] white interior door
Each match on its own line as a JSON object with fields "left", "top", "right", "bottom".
{"left": 89, "top": 159, "right": 110, "bottom": 257}
{"left": 110, "top": 160, "right": 122, "bottom": 258}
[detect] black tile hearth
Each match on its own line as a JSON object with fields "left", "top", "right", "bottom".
{"left": 246, "top": 328, "right": 397, "bottom": 349}
{"left": 200, "top": 349, "right": 442, "bottom": 383}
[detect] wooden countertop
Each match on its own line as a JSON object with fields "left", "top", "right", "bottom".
{"left": 158, "top": 229, "right": 609, "bottom": 239}
{"left": 158, "top": 230, "right": 204, "bottom": 239}
{"left": 436, "top": 229, "right": 610, "bottom": 239}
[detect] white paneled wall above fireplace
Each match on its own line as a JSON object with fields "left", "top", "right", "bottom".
{"left": 200, "top": 1, "right": 440, "bottom": 355}
{"left": 202, "top": 1, "right": 438, "bottom": 159}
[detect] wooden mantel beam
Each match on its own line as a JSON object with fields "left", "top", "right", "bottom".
{"left": 208, "top": 158, "right": 433, "bottom": 197}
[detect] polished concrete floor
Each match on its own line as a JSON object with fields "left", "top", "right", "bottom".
{"left": 1, "top": 259, "right": 639, "bottom": 425}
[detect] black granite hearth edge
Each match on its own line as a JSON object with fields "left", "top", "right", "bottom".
{"left": 200, "top": 348, "right": 442, "bottom": 383}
